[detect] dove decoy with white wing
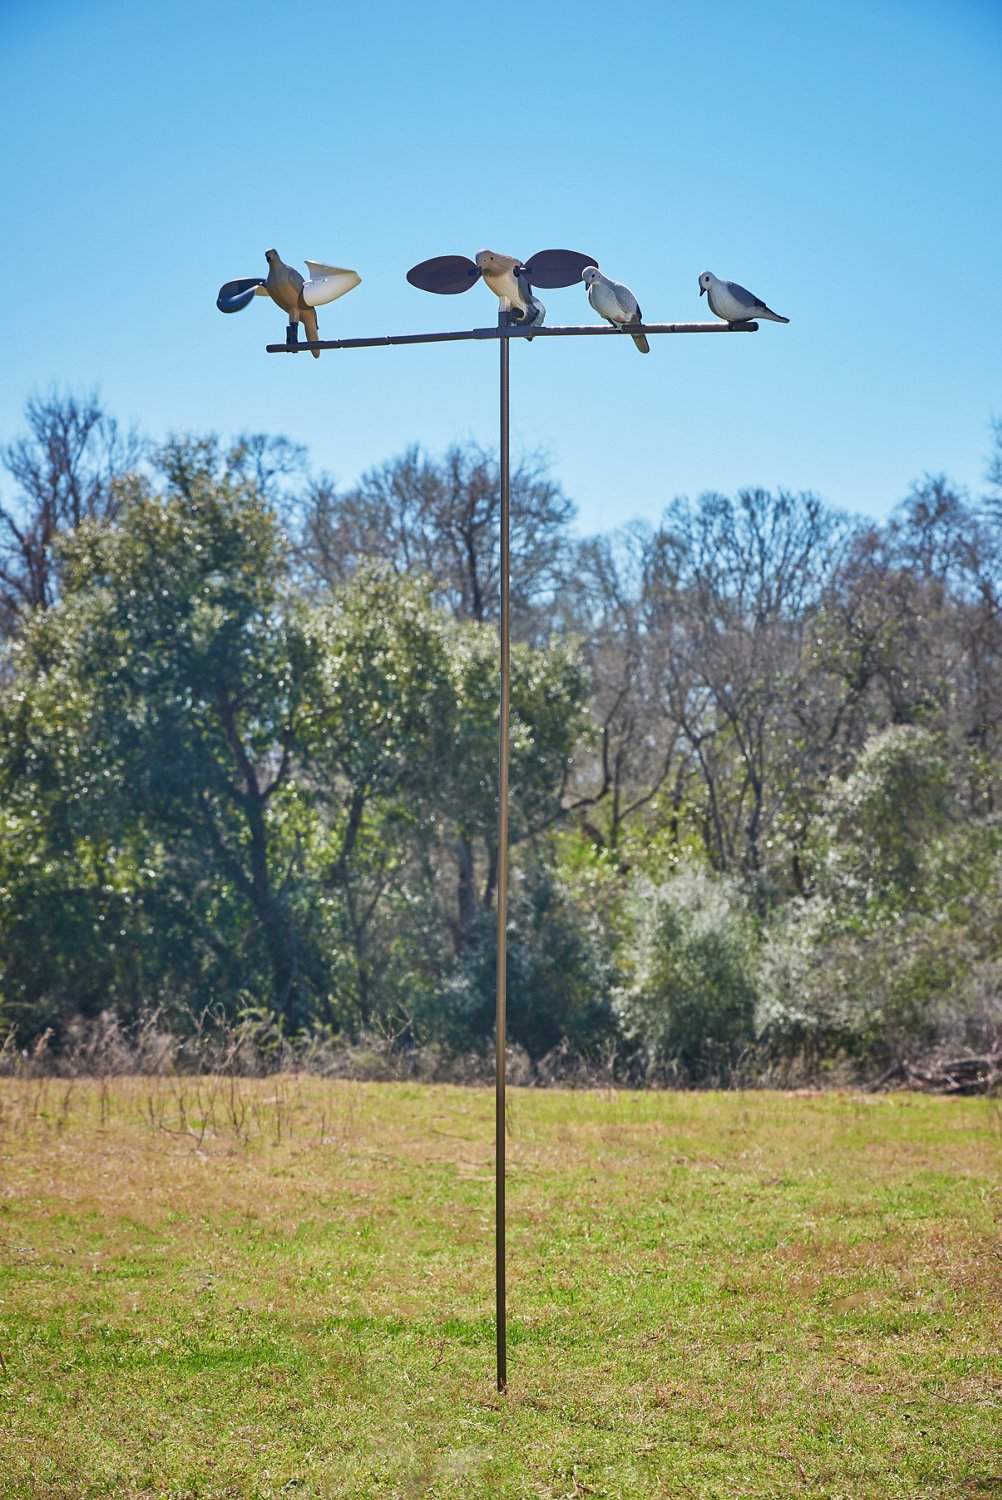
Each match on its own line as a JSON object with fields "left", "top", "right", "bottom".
{"left": 216, "top": 249, "right": 361, "bottom": 354}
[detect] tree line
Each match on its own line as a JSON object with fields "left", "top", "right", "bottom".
{"left": 1, "top": 394, "right": 999, "bottom": 1082}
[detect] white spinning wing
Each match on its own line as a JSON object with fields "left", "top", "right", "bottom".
{"left": 301, "top": 261, "right": 362, "bottom": 308}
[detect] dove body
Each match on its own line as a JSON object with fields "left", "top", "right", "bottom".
{"left": 699, "top": 271, "right": 788, "bottom": 325}
{"left": 582, "top": 266, "right": 650, "bottom": 353}
{"left": 475, "top": 250, "right": 545, "bottom": 329}
{"left": 265, "top": 248, "right": 321, "bottom": 356}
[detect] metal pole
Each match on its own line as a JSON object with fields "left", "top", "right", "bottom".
{"left": 263, "top": 310, "right": 759, "bottom": 1393}
{"left": 265, "top": 320, "right": 760, "bottom": 354}
{"left": 495, "top": 302, "right": 510, "bottom": 1395}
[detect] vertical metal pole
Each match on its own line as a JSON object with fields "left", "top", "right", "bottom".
{"left": 495, "top": 303, "right": 510, "bottom": 1395}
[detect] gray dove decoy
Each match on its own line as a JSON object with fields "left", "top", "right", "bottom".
{"left": 582, "top": 266, "right": 650, "bottom": 353}
{"left": 698, "top": 271, "right": 789, "bottom": 325}
{"left": 216, "top": 250, "right": 361, "bottom": 354}
{"left": 475, "top": 249, "right": 546, "bottom": 333}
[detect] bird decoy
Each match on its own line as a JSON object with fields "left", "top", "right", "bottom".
{"left": 698, "top": 271, "right": 789, "bottom": 325}
{"left": 582, "top": 266, "right": 650, "bottom": 353}
{"left": 406, "top": 248, "right": 597, "bottom": 333}
{"left": 216, "top": 249, "right": 361, "bottom": 356}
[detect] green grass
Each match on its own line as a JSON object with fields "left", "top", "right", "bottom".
{"left": 0, "top": 1077, "right": 998, "bottom": 1498}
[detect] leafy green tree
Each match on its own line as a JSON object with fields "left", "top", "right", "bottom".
{"left": 0, "top": 446, "right": 592, "bottom": 1047}
{"left": 0, "top": 439, "right": 323, "bottom": 1035}
{"left": 312, "top": 599, "right": 592, "bottom": 1024}
{"left": 301, "top": 566, "right": 457, "bottom": 1025}
{"left": 441, "top": 625, "right": 589, "bottom": 944}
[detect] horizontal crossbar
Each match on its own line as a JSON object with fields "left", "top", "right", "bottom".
{"left": 265, "top": 321, "right": 759, "bottom": 353}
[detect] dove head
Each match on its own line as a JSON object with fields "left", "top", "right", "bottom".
{"left": 698, "top": 271, "right": 715, "bottom": 297}
{"left": 581, "top": 266, "right": 601, "bottom": 286}
{"left": 266, "top": 248, "right": 279, "bottom": 265}
{"left": 476, "top": 249, "right": 518, "bottom": 274}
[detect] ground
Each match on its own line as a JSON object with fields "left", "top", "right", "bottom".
{"left": 0, "top": 1078, "right": 998, "bottom": 1498}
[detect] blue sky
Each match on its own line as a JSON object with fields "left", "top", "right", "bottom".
{"left": 1, "top": 0, "right": 999, "bottom": 535}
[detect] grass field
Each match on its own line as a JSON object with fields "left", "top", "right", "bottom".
{"left": 0, "top": 1077, "right": 998, "bottom": 1498}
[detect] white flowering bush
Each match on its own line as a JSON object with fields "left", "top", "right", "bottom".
{"left": 616, "top": 865, "right": 759, "bottom": 1083}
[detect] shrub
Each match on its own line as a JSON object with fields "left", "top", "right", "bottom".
{"left": 427, "top": 870, "right": 618, "bottom": 1061}
{"left": 617, "top": 867, "right": 758, "bottom": 1084}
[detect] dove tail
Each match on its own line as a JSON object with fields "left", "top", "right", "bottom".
{"left": 760, "top": 309, "right": 790, "bottom": 324}
{"left": 302, "top": 308, "right": 322, "bottom": 357}
{"left": 632, "top": 332, "right": 651, "bottom": 354}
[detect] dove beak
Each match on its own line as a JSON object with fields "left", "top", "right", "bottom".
{"left": 699, "top": 285, "right": 706, "bottom": 297}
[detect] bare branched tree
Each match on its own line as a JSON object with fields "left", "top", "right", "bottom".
{"left": 643, "top": 488, "right": 854, "bottom": 876}
{"left": 566, "top": 526, "right": 692, "bottom": 857}
{"left": 226, "top": 432, "right": 309, "bottom": 508}
{"left": 296, "top": 443, "right": 574, "bottom": 642}
{"left": 986, "top": 416, "right": 1002, "bottom": 507}
{"left": 0, "top": 392, "right": 144, "bottom": 634}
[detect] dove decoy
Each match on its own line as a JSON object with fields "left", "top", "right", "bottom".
{"left": 406, "top": 248, "right": 597, "bottom": 336}
{"left": 216, "top": 250, "right": 361, "bottom": 354}
{"left": 698, "top": 271, "right": 789, "bottom": 325}
{"left": 475, "top": 249, "right": 546, "bottom": 331}
{"left": 582, "top": 266, "right": 650, "bottom": 353}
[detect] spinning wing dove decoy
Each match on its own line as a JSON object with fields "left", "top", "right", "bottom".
{"left": 476, "top": 250, "right": 546, "bottom": 331}
{"left": 216, "top": 249, "right": 361, "bottom": 355}
{"left": 582, "top": 266, "right": 650, "bottom": 353}
{"left": 698, "top": 271, "right": 789, "bottom": 325}
{"left": 406, "top": 248, "right": 597, "bottom": 336}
